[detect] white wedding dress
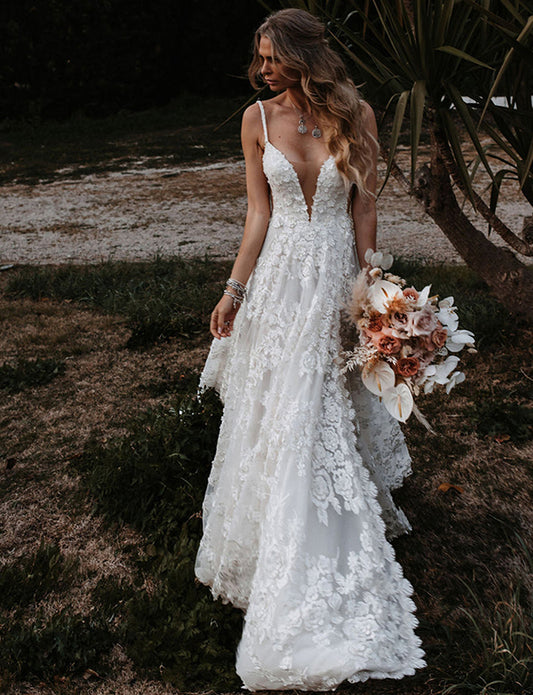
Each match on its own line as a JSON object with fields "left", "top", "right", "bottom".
{"left": 195, "top": 100, "right": 426, "bottom": 690}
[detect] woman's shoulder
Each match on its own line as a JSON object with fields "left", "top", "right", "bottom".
{"left": 242, "top": 96, "right": 286, "bottom": 145}
{"left": 241, "top": 101, "right": 268, "bottom": 150}
{"left": 243, "top": 95, "right": 284, "bottom": 121}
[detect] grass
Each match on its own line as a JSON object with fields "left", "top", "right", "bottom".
{"left": 73, "top": 389, "right": 244, "bottom": 690}
{"left": 0, "top": 357, "right": 66, "bottom": 393}
{"left": 5, "top": 256, "right": 232, "bottom": 349}
{"left": 0, "top": 611, "right": 114, "bottom": 681}
{"left": 0, "top": 543, "right": 111, "bottom": 683}
{"left": 1, "top": 256, "right": 532, "bottom": 694}
{"left": 0, "top": 94, "right": 246, "bottom": 184}
{"left": 0, "top": 542, "right": 78, "bottom": 611}
{"left": 440, "top": 530, "right": 533, "bottom": 694}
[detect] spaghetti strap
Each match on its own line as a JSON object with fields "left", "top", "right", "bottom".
{"left": 257, "top": 100, "right": 269, "bottom": 144}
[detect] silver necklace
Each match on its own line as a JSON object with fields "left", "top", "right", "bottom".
{"left": 287, "top": 95, "right": 322, "bottom": 138}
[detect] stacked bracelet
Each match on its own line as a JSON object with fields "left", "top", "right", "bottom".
{"left": 226, "top": 278, "right": 247, "bottom": 298}
{"left": 224, "top": 278, "right": 247, "bottom": 309}
{"left": 223, "top": 289, "right": 243, "bottom": 309}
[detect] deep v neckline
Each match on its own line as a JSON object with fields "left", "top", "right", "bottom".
{"left": 265, "top": 142, "right": 334, "bottom": 223}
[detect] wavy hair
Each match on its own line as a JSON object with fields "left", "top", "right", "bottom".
{"left": 248, "top": 8, "right": 377, "bottom": 199}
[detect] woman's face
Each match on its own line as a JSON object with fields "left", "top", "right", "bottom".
{"left": 258, "top": 35, "right": 299, "bottom": 91}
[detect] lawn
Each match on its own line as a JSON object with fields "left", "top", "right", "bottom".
{"left": 0, "top": 94, "right": 246, "bottom": 185}
{"left": 0, "top": 256, "right": 531, "bottom": 695}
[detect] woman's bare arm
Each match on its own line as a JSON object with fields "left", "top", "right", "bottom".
{"left": 210, "top": 104, "right": 272, "bottom": 339}
{"left": 351, "top": 102, "right": 378, "bottom": 269}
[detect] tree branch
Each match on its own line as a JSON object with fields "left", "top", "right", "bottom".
{"left": 433, "top": 127, "right": 533, "bottom": 257}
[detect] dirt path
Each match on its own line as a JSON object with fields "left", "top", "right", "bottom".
{"left": 1, "top": 151, "right": 530, "bottom": 266}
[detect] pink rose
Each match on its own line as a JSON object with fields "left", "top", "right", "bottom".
{"left": 389, "top": 311, "right": 409, "bottom": 335}
{"left": 394, "top": 357, "right": 420, "bottom": 378}
{"left": 407, "top": 305, "right": 438, "bottom": 337}
{"left": 431, "top": 324, "right": 448, "bottom": 349}
{"left": 371, "top": 329, "right": 402, "bottom": 355}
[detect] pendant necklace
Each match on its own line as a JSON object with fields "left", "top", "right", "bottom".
{"left": 287, "top": 94, "right": 322, "bottom": 138}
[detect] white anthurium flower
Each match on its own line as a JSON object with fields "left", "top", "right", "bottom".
{"left": 415, "top": 285, "right": 432, "bottom": 308}
{"left": 382, "top": 383, "right": 413, "bottom": 422}
{"left": 446, "top": 329, "right": 475, "bottom": 352}
{"left": 445, "top": 371, "right": 466, "bottom": 394}
{"left": 368, "top": 279, "right": 404, "bottom": 313}
{"left": 362, "top": 360, "right": 395, "bottom": 396}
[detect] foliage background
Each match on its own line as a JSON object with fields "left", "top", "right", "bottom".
{"left": 0, "top": 0, "right": 266, "bottom": 120}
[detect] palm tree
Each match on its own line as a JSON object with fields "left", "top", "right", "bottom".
{"left": 270, "top": 0, "right": 533, "bottom": 317}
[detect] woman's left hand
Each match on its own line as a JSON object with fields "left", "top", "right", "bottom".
{"left": 210, "top": 293, "right": 240, "bottom": 339}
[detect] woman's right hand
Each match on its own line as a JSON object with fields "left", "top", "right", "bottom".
{"left": 210, "top": 293, "right": 240, "bottom": 339}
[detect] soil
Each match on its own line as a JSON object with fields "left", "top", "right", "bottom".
{"left": 1, "top": 149, "right": 530, "bottom": 266}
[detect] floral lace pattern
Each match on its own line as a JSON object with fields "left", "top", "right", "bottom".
{"left": 195, "top": 100, "right": 425, "bottom": 690}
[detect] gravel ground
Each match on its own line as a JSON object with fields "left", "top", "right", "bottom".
{"left": 0, "top": 150, "right": 530, "bottom": 265}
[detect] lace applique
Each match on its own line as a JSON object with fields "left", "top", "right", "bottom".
{"left": 196, "top": 110, "right": 425, "bottom": 689}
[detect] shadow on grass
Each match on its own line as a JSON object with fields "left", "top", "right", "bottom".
{"left": 75, "top": 387, "right": 243, "bottom": 691}
{"left": 4, "top": 255, "right": 233, "bottom": 349}
{"left": 1, "top": 256, "right": 531, "bottom": 693}
{"left": 0, "top": 95, "right": 244, "bottom": 184}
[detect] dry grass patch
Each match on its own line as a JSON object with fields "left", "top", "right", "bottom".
{"left": 0, "top": 258, "right": 531, "bottom": 694}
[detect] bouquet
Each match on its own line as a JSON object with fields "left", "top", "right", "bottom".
{"left": 343, "top": 250, "right": 475, "bottom": 425}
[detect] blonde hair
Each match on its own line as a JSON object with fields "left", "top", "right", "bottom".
{"left": 248, "top": 8, "right": 377, "bottom": 199}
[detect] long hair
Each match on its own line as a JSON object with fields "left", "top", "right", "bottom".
{"left": 248, "top": 8, "right": 377, "bottom": 199}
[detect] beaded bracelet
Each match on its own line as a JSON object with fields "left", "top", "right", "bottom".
{"left": 223, "top": 289, "right": 243, "bottom": 309}
{"left": 226, "top": 278, "right": 247, "bottom": 298}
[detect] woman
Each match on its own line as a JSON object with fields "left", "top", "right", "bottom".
{"left": 195, "top": 8, "right": 426, "bottom": 690}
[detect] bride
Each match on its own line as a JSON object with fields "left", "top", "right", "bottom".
{"left": 195, "top": 8, "right": 426, "bottom": 690}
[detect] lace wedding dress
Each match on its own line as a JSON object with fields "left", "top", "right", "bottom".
{"left": 195, "top": 100, "right": 426, "bottom": 690}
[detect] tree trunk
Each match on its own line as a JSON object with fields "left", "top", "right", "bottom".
{"left": 411, "top": 129, "right": 533, "bottom": 321}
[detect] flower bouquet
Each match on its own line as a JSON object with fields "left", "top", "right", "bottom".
{"left": 343, "top": 250, "right": 475, "bottom": 425}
